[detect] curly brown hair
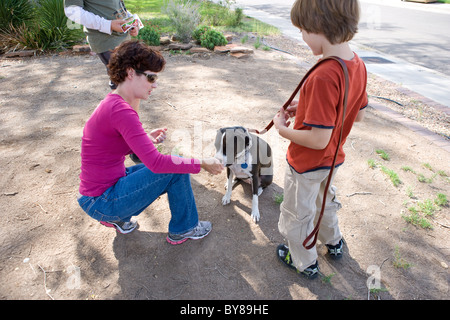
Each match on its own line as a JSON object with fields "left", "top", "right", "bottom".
{"left": 107, "top": 40, "right": 166, "bottom": 84}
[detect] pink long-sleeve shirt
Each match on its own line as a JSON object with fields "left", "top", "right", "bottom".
{"left": 79, "top": 93, "right": 201, "bottom": 196}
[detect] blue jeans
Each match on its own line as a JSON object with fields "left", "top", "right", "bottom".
{"left": 77, "top": 164, "right": 199, "bottom": 235}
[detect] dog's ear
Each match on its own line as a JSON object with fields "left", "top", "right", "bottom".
{"left": 245, "top": 135, "right": 250, "bottom": 148}
{"left": 214, "top": 129, "right": 225, "bottom": 152}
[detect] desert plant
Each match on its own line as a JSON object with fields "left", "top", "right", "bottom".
{"left": 36, "top": 0, "right": 82, "bottom": 50}
{"left": 163, "top": 0, "right": 201, "bottom": 43}
{"left": 0, "top": 0, "right": 82, "bottom": 52}
{"left": 0, "top": 0, "right": 35, "bottom": 32}
{"left": 200, "top": 28, "right": 227, "bottom": 50}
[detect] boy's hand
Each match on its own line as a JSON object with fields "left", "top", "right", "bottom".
{"left": 286, "top": 100, "right": 298, "bottom": 118}
{"left": 273, "top": 107, "right": 291, "bottom": 130}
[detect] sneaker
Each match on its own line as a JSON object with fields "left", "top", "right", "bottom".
{"left": 166, "top": 221, "right": 212, "bottom": 245}
{"left": 100, "top": 219, "right": 138, "bottom": 234}
{"left": 326, "top": 239, "right": 344, "bottom": 260}
{"left": 276, "top": 244, "right": 319, "bottom": 279}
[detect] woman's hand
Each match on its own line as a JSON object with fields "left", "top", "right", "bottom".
{"left": 201, "top": 158, "right": 224, "bottom": 175}
{"left": 150, "top": 128, "right": 167, "bottom": 144}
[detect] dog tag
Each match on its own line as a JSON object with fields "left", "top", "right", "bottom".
{"left": 241, "top": 163, "right": 248, "bottom": 169}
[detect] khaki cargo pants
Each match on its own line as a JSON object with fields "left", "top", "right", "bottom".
{"left": 278, "top": 165, "right": 342, "bottom": 271}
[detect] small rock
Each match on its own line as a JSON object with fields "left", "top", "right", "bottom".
{"left": 159, "top": 36, "right": 171, "bottom": 45}
{"left": 190, "top": 47, "right": 210, "bottom": 53}
{"left": 4, "top": 50, "right": 35, "bottom": 58}
{"left": 168, "top": 43, "right": 193, "bottom": 51}
{"left": 72, "top": 44, "right": 91, "bottom": 53}
{"left": 224, "top": 34, "right": 233, "bottom": 42}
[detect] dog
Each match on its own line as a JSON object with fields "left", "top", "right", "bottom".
{"left": 214, "top": 126, "right": 273, "bottom": 222}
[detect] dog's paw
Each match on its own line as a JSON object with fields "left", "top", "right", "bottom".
{"left": 251, "top": 208, "right": 260, "bottom": 223}
{"left": 222, "top": 193, "right": 231, "bottom": 205}
{"left": 257, "top": 187, "right": 263, "bottom": 196}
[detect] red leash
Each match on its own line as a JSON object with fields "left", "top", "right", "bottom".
{"left": 249, "top": 56, "right": 349, "bottom": 250}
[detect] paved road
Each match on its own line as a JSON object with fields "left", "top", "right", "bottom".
{"left": 227, "top": 0, "right": 450, "bottom": 108}
{"left": 233, "top": 0, "right": 450, "bottom": 76}
{"left": 357, "top": 0, "right": 450, "bottom": 77}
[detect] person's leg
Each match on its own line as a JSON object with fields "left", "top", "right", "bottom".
{"left": 78, "top": 164, "right": 199, "bottom": 234}
{"left": 278, "top": 167, "right": 328, "bottom": 272}
{"left": 97, "top": 50, "right": 117, "bottom": 90}
{"left": 316, "top": 168, "right": 342, "bottom": 247}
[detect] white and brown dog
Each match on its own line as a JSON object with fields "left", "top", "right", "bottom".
{"left": 214, "top": 126, "right": 273, "bottom": 222}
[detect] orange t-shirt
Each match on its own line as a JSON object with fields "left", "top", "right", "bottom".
{"left": 286, "top": 54, "right": 368, "bottom": 174}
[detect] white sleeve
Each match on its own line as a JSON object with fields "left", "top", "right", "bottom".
{"left": 65, "top": 5, "right": 112, "bottom": 35}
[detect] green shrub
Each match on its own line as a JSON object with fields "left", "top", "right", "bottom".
{"left": 192, "top": 25, "right": 211, "bottom": 42}
{"left": 200, "top": 29, "right": 227, "bottom": 50}
{"left": 138, "top": 23, "right": 161, "bottom": 46}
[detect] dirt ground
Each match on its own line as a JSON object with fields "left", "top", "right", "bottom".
{"left": 0, "top": 35, "right": 449, "bottom": 301}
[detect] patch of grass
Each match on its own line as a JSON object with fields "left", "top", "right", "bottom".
{"left": 273, "top": 193, "right": 284, "bottom": 205}
{"left": 254, "top": 36, "right": 261, "bottom": 49}
{"left": 406, "top": 186, "right": 415, "bottom": 199}
{"left": 393, "top": 247, "right": 412, "bottom": 270}
{"left": 435, "top": 193, "right": 448, "bottom": 207}
{"left": 417, "top": 173, "right": 435, "bottom": 184}
{"left": 403, "top": 207, "right": 433, "bottom": 229}
{"left": 320, "top": 272, "right": 336, "bottom": 285}
{"left": 380, "top": 165, "right": 401, "bottom": 187}
{"left": 375, "top": 149, "right": 390, "bottom": 161}
{"left": 368, "top": 158, "right": 377, "bottom": 169}
{"left": 417, "top": 199, "right": 436, "bottom": 216}
{"left": 401, "top": 166, "right": 416, "bottom": 174}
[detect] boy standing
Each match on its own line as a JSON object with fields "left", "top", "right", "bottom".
{"left": 273, "top": 0, "right": 368, "bottom": 279}
{"left": 64, "top": 0, "right": 139, "bottom": 90}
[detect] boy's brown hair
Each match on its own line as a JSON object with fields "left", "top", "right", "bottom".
{"left": 291, "top": 0, "right": 360, "bottom": 44}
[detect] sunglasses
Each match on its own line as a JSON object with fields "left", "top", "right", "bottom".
{"left": 135, "top": 70, "right": 158, "bottom": 83}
